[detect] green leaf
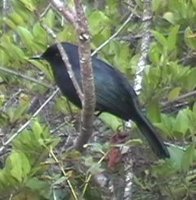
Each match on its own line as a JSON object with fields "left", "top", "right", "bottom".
{"left": 167, "top": 25, "right": 180, "bottom": 53}
{"left": 0, "top": 49, "right": 9, "bottom": 65}
{"left": 156, "top": 114, "right": 175, "bottom": 137}
{"left": 187, "top": 107, "right": 196, "bottom": 133}
{"left": 42, "top": 9, "right": 56, "bottom": 28}
{"left": 192, "top": 0, "right": 196, "bottom": 8}
{"left": 184, "top": 68, "right": 196, "bottom": 90}
{"left": 89, "top": 11, "right": 111, "bottom": 36}
{"left": 181, "top": 144, "right": 195, "bottom": 171}
{"left": 8, "top": 12, "right": 25, "bottom": 26}
{"left": 17, "top": 26, "right": 34, "bottom": 46}
{"left": 152, "top": 0, "right": 167, "bottom": 12}
{"left": 163, "top": 12, "right": 175, "bottom": 24}
{"left": 7, "top": 101, "right": 29, "bottom": 124}
{"left": 99, "top": 113, "right": 123, "bottom": 131}
{"left": 168, "top": 87, "right": 181, "bottom": 101}
{"left": 9, "top": 151, "right": 31, "bottom": 182}
{"left": 3, "top": 43, "right": 26, "bottom": 61}
{"left": 152, "top": 31, "right": 167, "bottom": 48}
{"left": 174, "top": 109, "right": 189, "bottom": 135}
{"left": 32, "top": 23, "right": 48, "bottom": 47}
{"left": 0, "top": 170, "right": 7, "bottom": 187}
{"left": 167, "top": 145, "right": 184, "bottom": 171}
{"left": 31, "top": 121, "right": 43, "bottom": 140}
{"left": 184, "top": 27, "right": 196, "bottom": 50}
{"left": 55, "top": 96, "right": 72, "bottom": 114}
{"left": 149, "top": 45, "right": 161, "bottom": 65}
{"left": 113, "top": 42, "right": 132, "bottom": 74}
{"left": 26, "top": 177, "right": 49, "bottom": 191}
{"left": 57, "top": 26, "right": 77, "bottom": 42}
{"left": 4, "top": 18, "right": 17, "bottom": 29}
{"left": 19, "top": 0, "right": 36, "bottom": 11}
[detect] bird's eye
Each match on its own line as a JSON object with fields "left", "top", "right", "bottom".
{"left": 55, "top": 53, "right": 60, "bottom": 57}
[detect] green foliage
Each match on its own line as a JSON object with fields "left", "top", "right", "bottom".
{"left": 0, "top": 120, "right": 58, "bottom": 199}
{"left": 0, "top": 93, "right": 31, "bottom": 128}
{"left": 88, "top": 10, "right": 111, "bottom": 44}
{"left": 184, "top": 27, "right": 196, "bottom": 50}
{"left": 156, "top": 105, "right": 196, "bottom": 137}
{"left": 99, "top": 112, "right": 123, "bottom": 131}
{"left": 0, "top": 0, "right": 195, "bottom": 199}
{"left": 153, "top": 0, "right": 196, "bottom": 27}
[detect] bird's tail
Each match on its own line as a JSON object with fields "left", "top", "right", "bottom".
{"left": 133, "top": 108, "right": 170, "bottom": 158}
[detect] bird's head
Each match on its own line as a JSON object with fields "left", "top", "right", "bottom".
{"left": 41, "top": 44, "right": 61, "bottom": 62}
{"left": 30, "top": 44, "right": 62, "bottom": 66}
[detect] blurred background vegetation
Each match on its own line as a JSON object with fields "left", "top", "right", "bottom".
{"left": 0, "top": 0, "right": 196, "bottom": 199}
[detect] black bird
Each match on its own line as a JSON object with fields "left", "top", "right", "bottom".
{"left": 38, "top": 42, "right": 169, "bottom": 158}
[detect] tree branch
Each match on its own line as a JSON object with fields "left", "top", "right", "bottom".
{"left": 134, "top": 0, "right": 152, "bottom": 93}
{"left": 73, "top": 0, "right": 95, "bottom": 152}
{"left": 50, "top": 0, "right": 95, "bottom": 152}
{"left": 50, "top": 0, "right": 77, "bottom": 25}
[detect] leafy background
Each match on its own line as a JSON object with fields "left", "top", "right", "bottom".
{"left": 0, "top": 0, "right": 196, "bottom": 199}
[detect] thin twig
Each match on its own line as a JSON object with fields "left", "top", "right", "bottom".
{"left": 82, "top": 149, "right": 109, "bottom": 197}
{"left": 41, "top": 24, "right": 84, "bottom": 101}
{"left": 0, "top": 88, "right": 59, "bottom": 153}
{"left": 162, "top": 90, "right": 196, "bottom": 108}
{"left": 49, "top": 147, "right": 78, "bottom": 200}
{"left": 0, "top": 66, "right": 51, "bottom": 88}
{"left": 91, "top": 12, "right": 134, "bottom": 56}
{"left": 2, "top": 89, "right": 23, "bottom": 112}
{"left": 39, "top": 3, "right": 52, "bottom": 18}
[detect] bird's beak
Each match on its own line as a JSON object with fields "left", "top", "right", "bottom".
{"left": 29, "top": 54, "right": 43, "bottom": 60}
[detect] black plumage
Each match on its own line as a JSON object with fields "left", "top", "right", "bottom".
{"left": 40, "top": 42, "right": 169, "bottom": 158}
